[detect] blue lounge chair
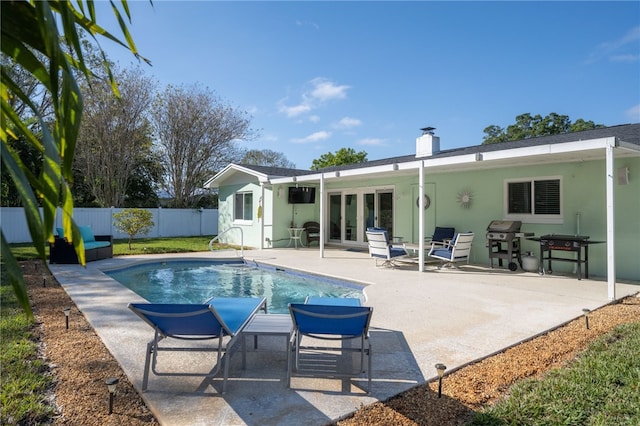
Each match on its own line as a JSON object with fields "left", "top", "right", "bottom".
{"left": 288, "top": 303, "right": 373, "bottom": 393}
{"left": 128, "top": 296, "right": 266, "bottom": 393}
{"left": 365, "top": 228, "right": 412, "bottom": 267}
{"left": 427, "top": 232, "right": 475, "bottom": 268}
{"left": 304, "top": 296, "right": 362, "bottom": 306}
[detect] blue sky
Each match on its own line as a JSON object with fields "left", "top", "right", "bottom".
{"left": 96, "top": 1, "right": 640, "bottom": 169}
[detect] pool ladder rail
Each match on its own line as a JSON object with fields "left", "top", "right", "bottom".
{"left": 209, "top": 226, "right": 244, "bottom": 258}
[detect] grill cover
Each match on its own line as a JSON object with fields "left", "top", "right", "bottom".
{"left": 487, "top": 220, "right": 522, "bottom": 233}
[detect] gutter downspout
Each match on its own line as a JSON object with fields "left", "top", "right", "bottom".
{"left": 320, "top": 174, "right": 325, "bottom": 258}
{"left": 419, "top": 160, "right": 425, "bottom": 271}
{"left": 605, "top": 138, "right": 616, "bottom": 300}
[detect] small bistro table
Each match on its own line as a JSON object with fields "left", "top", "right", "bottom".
{"left": 287, "top": 227, "right": 306, "bottom": 248}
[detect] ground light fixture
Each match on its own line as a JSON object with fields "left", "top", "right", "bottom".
{"left": 63, "top": 307, "right": 70, "bottom": 329}
{"left": 435, "top": 363, "right": 447, "bottom": 398}
{"left": 42, "top": 273, "right": 46, "bottom": 287}
{"left": 105, "top": 377, "right": 119, "bottom": 414}
{"left": 582, "top": 308, "right": 591, "bottom": 330}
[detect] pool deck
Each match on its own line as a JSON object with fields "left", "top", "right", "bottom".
{"left": 49, "top": 248, "right": 639, "bottom": 426}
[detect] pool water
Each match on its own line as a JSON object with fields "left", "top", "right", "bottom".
{"left": 106, "top": 260, "right": 365, "bottom": 314}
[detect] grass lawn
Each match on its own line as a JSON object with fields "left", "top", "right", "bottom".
{"left": 471, "top": 321, "right": 640, "bottom": 425}
{"left": 8, "top": 236, "right": 241, "bottom": 261}
{"left": 0, "top": 266, "right": 54, "bottom": 424}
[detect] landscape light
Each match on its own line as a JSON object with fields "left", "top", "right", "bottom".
{"left": 105, "top": 377, "right": 119, "bottom": 414}
{"left": 63, "top": 307, "right": 70, "bottom": 330}
{"left": 435, "top": 363, "right": 447, "bottom": 398}
{"left": 582, "top": 308, "right": 591, "bottom": 330}
{"left": 42, "top": 274, "right": 46, "bottom": 287}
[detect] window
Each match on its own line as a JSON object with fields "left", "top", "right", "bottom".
{"left": 505, "top": 177, "right": 562, "bottom": 223}
{"left": 234, "top": 192, "right": 253, "bottom": 221}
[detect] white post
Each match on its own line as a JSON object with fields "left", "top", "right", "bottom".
{"left": 319, "top": 174, "right": 325, "bottom": 258}
{"left": 605, "top": 138, "right": 616, "bottom": 300}
{"left": 259, "top": 184, "right": 265, "bottom": 250}
{"left": 419, "top": 161, "right": 425, "bottom": 272}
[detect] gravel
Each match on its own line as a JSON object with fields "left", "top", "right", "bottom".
{"left": 23, "top": 260, "right": 639, "bottom": 425}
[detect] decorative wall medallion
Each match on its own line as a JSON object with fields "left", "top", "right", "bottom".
{"left": 416, "top": 194, "right": 431, "bottom": 209}
{"left": 457, "top": 190, "right": 473, "bottom": 208}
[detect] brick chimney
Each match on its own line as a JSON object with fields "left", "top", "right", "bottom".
{"left": 416, "top": 127, "right": 440, "bottom": 158}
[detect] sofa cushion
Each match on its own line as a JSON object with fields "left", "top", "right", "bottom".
{"left": 78, "top": 226, "right": 96, "bottom": 243}
{"left": 84, "top": 241, "right": 111, "bottom": 250}
{"left": 56, "top": 227, "right": 64, "bottom": 238}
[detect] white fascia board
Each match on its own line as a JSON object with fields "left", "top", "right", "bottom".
{"left": 203, "top": 164, "right": 269, "bottom": 188}
{"left": 482, "top": 138, "right": 611, "bottom": 162}
{"left": 617, "top": 139, "right": 640, "bottom": 154}
{"left": 422, "top": 154, "right": 478, "bottom": 168}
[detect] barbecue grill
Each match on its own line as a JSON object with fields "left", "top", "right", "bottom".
{"left": 486, "top": 220, "right": 533, "bottom": 271}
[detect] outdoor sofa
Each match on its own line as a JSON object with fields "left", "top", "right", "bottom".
{"left": 49, "top": 226, "right": 113, "bottom": 264}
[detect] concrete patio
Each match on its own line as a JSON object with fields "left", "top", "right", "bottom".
{"left": 49, "top": 247, "right": 639, "bottom": 426}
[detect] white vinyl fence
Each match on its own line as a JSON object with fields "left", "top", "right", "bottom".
{"left": 1, "top": 207, "right": 218, "bottom": 243}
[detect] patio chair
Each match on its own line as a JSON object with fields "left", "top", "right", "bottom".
{"left": 288, "top": 303, "right": 373, "bottom": 393}
{"left": 426, "top": 226, "right": 456, "bottom": 247}
{"left": 303, "top": 221, "right": 321, "bottom": 246}
{"left": 365, "top": 228, "right": 413, "bottom": 267}
{"left": 427, "top": 232, "right": 475, "bottom": 268}
{"left": 128, "top": 296, "right": 266, "bottom": 393}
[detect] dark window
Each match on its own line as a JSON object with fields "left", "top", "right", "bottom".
{"left": 234, "top": 192, "right": 253, "bottom": 221}
{"left": 507, "top": 178, "right": 561, "bottom": 218}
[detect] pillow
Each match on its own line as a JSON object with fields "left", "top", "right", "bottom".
{"left": 56, "top": 227, "right": 64, "bottom": 238}
{"left": 78, "top": 225, "right": 96, "bottom": 243}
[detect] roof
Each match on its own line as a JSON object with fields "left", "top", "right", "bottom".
{"left": 206, "top": 123, "right": 640, "bottom": 187}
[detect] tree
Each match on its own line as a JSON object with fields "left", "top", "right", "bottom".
{"left": 1, "top": 0, "right": 149, "bottom": 316}
{"left": 310, "top": 147, "right": 368, "bottom": 170}
{"left": 241, "top": 149, "right": 295, "bottom": 168}
{"left": 152, "top": 84, "right": 255, "bottom": 208}
{"left": 74, "top": 66, "right": 156, "bottom": 207}
{"left": 482, "top": 113, "right": 604, "bottom": 144}
{"left": 113, "top": 208, "right": 154, "bottom": 250}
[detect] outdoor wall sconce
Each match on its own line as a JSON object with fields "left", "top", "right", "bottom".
{"left": 63, "top": 307, "right": 70, "bottom": 330}
{"left": 582, "top": 308, "right": 591, "bottom": 330}
{"left": 435, "top": 363, "right": 447, "bottom": 398}
{"left": 105, "top": 377, "right": 119, "bottom": 414}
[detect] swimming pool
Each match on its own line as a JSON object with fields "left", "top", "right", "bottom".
{"left": 106, "top": 260, "right": 365, "bottom": 314}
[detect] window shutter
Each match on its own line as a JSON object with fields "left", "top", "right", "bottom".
{"left": 534, "top": 180, "right": 560, "bottom": 215}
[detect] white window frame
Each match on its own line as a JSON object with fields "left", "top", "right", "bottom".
{"left": 233, "top": 191, "right": 253, "bottom": 224}
{"left": 503, "top": 176, "right": 563, "bottom": 224}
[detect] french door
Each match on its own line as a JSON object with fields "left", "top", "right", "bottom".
{"left": 328, "top": 188, "right": 394, "bottom": 244}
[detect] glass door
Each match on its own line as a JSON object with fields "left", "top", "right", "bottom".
{"left": 328, "top": 193, "right": 342, "bottom": 241}
{"left": 377, "top": 191, "right": 394, "bottom": 238}
{"left": 344, "top": 193, "right": 358, "bottom": 242}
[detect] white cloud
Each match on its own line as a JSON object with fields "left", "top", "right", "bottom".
{"left": 278, "top": 78, "right": 351, "bottom": 119}
{"left": 296, "top": 20, "right": 320, "bottom": 30}
{"left": 357, "top": 138, "right": 386, "bottom": 146}
{"left": 291, "top": 131, "right": 332, "bottom": 144}
{"left": 279, "top": 103, "right": 311, "bottom": 118}
{"left": 309, "top": 78, "right": 350, "bottom": 102}
{"left": 333, "top": 116, "right": 362, "bottom": 129}
{"left": 587, "top": 26, "right": 640, "bottom": 64}
{"left": 625, "top": 104, "right": 640, "bottom": 121}
{"left": 309, "top": 115, "right": 321, "bottom": 123}
{"left": 610, "top": 54, "right": 640, "bottom": 63}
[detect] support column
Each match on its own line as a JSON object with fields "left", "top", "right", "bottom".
{"left": 419, "top": 161, "right": 425, "bottom": 272}
{"left": 319, "top": 174, "right": 325, "bottom": 258}
{"left": 605, "top": 138, "right": 616, "bottom": 300}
